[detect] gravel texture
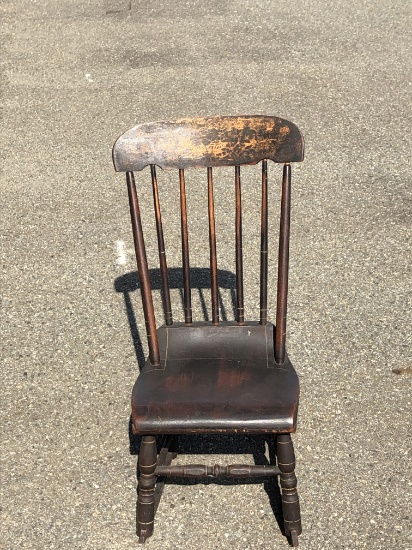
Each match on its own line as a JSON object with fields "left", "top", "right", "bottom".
{"left": 1, "top": 0, "right": 411, "bottom": 548}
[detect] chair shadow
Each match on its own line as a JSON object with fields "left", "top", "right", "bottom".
{"left": 114, "top": 267, "right": 237, "bottom": 371}
{"left": 115, "top": 267, "right": 284, "bottom": 536}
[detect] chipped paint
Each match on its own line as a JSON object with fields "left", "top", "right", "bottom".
{"left": 113, "top": 115, "right": 304, "bottom": 172}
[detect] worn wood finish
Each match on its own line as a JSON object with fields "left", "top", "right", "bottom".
{"left": 179, "top": 169, "right": 192, "bottom": 325}
{"left": 113, "top": 116, "right": 304, "bottom": 172}
{"left": 260, "top": 159, "right": 269, "bottom": 325}
{"left": 151, "top": 165, "right": 173, "bottom": 326}
{"left": 126, "top": 172, "right": 160, "bottom": 366}
{"left": 114, "top": 116, "right": 305, "bottom": 546}
{"left": 275, "top": 163, "right": 291, "bottom": 364}
{"left": 208, "top": 167, "right": 219, "bottom": 325}
{"left": 235, "top": 166, "right": 245, "bottom": 324}
{"left": 131, "top": 322, "right": 299, "bottom": 435}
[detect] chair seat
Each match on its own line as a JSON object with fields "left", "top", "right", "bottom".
{"left": 132, "top": 322, "right": 299, "bottom": 435}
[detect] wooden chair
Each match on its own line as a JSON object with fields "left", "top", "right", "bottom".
{"left": 112, "top": 116, "right": 304, "bottom": 546}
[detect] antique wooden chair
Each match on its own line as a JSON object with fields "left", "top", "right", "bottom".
{"left": 112, "top": 116, "right": 304, "bottom": 546}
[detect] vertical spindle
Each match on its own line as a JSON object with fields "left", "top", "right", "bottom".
{"left": 235, "top": 166, "right": 245, "bottom": 324}
{"left": 275, "top": 163, "right": 291, "bottom": 364}
{"left": 208, "top": 167, "right": 219, "bottom": 325}
{"left": 179, "top": 169, "right": 192, "bottom": 324}
{"left": 260, "top": 160, "right": 268, "bottom": 325}
{"left": 126, "top": 171, "right": 160, "bottom": 366}
{"left": 151, "top": 165, "right": 173, "bottom": 326}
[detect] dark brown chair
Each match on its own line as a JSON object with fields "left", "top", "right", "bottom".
{"left": 112, "top": 116, "right": 304, "bottom": 546}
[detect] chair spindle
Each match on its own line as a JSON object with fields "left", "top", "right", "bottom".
{"left": 179, "top": 169, "right": 192, "bottom": 325}
{"left": 208, "top": 167, "right": 219, "bottom": 325}
{"left": 126, "top": 171, "right": 160, "bottom": 366}
{"left": 275, "top": 163, "right": 291, "bottom": 364}
{"left": 151, "top": 165, "right": 173, "bottom": 326}
{"left": 235, "top": 166, "right": 245, "bottom": 324}
{"left": 259, "top": 160, "right": 268, "bottom": 325}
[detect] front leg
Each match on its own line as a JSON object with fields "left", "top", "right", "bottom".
{"left": 137, "top": 435, "right": 157, "bottom": 543}
{"left": 276, "top": 434, "right": 302, "bottom": 546}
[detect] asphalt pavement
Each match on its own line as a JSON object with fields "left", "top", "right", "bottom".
{"left": 1, "top": 0, "right": 411, "bottom": 548}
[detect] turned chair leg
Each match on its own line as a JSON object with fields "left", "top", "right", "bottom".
{"left": 276, "top": 434, "right": 302, "bottom": 547}
{"left": 137, "top": 435, "right": 157, "bottom": 543}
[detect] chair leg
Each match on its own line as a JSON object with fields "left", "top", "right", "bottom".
{"left": 137, "top": 435, "right": 157, "bottom": 543}
{"left": 276, "top": 434, "right": 302, "bottom": 547}
{"left": 170, "top": 435, "right": 179, "bottom": 458}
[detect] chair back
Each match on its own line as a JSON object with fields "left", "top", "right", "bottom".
{"left": 112, "top": 116, "right": 304, "bottom": 366}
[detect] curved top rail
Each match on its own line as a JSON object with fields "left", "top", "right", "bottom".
{"left": 112, "top": 115, "right": 304, "bottom": 172}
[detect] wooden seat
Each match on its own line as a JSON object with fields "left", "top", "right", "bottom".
{"left": 112, "top": 115, "right": 305, "bottom": 546}
{"left": 132, "top": 322, "right": 299, "bottom": 434}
